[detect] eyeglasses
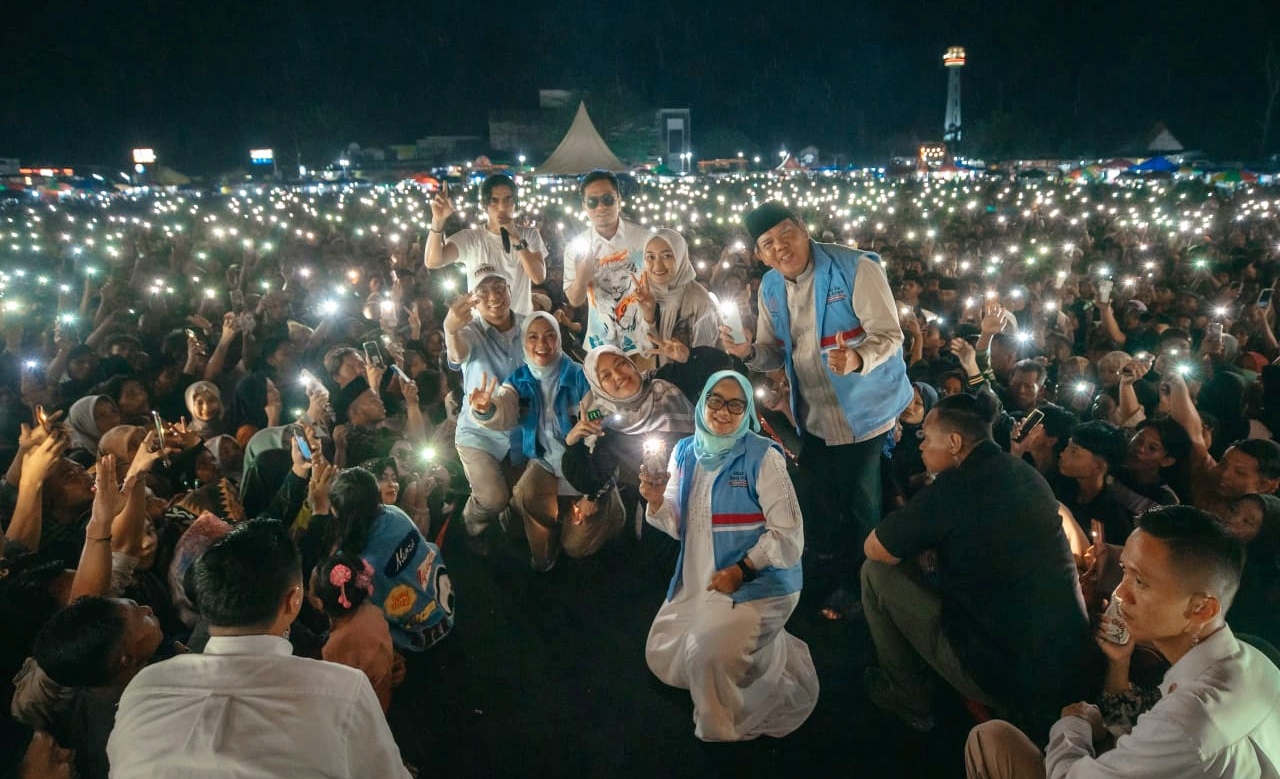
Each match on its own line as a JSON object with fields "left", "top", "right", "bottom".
{"left": 585, "top": 194, "right": 617, "bottom": 209}
{"left": 705, "top": 394, "right": 747, "bottom": 415}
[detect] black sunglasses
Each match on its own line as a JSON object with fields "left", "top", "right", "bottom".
{"left": 585, "top": 194, "right": 617, "bottom": 209}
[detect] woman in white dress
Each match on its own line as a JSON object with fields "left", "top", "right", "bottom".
{"left": 639, "top": 370, "right": 819, "bottom": 741}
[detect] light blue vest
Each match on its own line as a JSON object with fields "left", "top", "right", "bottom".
{"left": 506, "top": 359, "right": 591, "bottom": 462}
{"left": 667, "top": 433, "right": 802, "bottom": 604}
{"left": 758, "top": 242, "right": 913, "bottom": 440}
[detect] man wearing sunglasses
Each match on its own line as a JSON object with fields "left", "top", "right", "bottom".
{"left": 563, "top": 170, "right": 651, "bottom": 355}
{"left": 426, "top": 173, "right": 547, "bottom": 315}
{"left": 724, "top": 201, "right": 913, "bottom": 622}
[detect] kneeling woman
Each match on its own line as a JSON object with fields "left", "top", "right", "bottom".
{"left": 473, "top": 312, "right": 624, "bottom": 571}
{"left": 639, "top": 370, "right": 818, "bottom": 741}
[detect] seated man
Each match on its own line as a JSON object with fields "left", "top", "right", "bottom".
{"left": 107, "top": 519, "right": 409, "bottom": 778}
{"left": 964, "top": 505, "right": 1280, "bottom": 778}
{"left": 862, "top": 392, "right": 1090, "bottom": 739}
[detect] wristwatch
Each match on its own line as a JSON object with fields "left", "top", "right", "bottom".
{"left": 736, "top": 558, "right": 757, "bottom": 582}
{"left": 514, "top": 239, "right": 529, "bottom": 252}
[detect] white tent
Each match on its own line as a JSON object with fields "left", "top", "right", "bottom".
{"left": 1146, "top": 123, "right": 1184, "bottom": 153}
{"left": 537, "top": 102, "right": 627, "bottom": 175}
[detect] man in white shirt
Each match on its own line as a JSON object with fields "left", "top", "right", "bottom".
{"left": 425, "top": 174, "right": 547, "bottom": 316}
{"left": 964, "top": 505, "right": 1280, "bottom": 779}
{"left": 562, "top": 170, "right": 651, "bottom": 355}
{"left": 107, "top": 519, "right": 410, "bottom": 779}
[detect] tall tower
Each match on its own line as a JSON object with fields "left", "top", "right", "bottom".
{"left": 943, "top": 46, "right": 965, "bottom": 146}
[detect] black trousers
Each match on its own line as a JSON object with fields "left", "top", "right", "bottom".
{"left": 796, "top": 430, "right": 886, "bottom": 590}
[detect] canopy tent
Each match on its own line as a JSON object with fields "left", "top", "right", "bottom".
{"left": 537, "top": 102, "right": 627, "bottom": 176}
{"left": 1129, "top": 156, "right": 1178, "bottom": 173}
{"left": 1146, "top": 123, "right": 1184, "bottom": 153}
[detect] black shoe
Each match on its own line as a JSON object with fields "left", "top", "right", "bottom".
{"left": 863, "top": 667, "right": 936, "bottom": 733}
{"left": 819, "top": 585, "right": 864, "bottom": 621}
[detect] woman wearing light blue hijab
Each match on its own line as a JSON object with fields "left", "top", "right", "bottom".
{"left": 638, "top": 370, "right": 818, "bottom": 741}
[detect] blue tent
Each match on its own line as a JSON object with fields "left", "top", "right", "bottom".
{"left": 1129, "top": 156, "right": 1178, "bottom": 173}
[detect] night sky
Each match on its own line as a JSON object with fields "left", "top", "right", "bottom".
{"left": 3, "top": 0, "right": 1277, "bottom": 175}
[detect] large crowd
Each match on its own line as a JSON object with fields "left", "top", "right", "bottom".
{"left": 1, "top": 168, "right": 1279, "bottom": 777}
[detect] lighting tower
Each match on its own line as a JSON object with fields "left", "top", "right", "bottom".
{"left": 943, "top": 46, "right": 965, "bottom": 147}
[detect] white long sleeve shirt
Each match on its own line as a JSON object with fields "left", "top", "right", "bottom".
{"left": 108, "top": 634, "right": 410, "bottom": 779}
{"left": 1045, "top": 626, "right": 1280, "bottom": 778}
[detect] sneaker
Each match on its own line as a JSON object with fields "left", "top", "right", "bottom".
{"left": 864, "top": 667, "right": 935, "bottom": 733}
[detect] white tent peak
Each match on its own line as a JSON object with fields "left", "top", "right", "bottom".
{"left": 537, "top": 102, "right": 627, "bottom": 175}
{"left": 1146, "top": 122, "right": 1184, "bottom": 153}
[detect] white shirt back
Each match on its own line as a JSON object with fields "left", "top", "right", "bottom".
{"left": 107, "top": 635, "right": 409, "bottom": 779}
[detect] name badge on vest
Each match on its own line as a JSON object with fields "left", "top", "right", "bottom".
{"left": 385, "top": 530, "right": 420, "bottom": 578}
{"left": 826, "top": 289, "right": 848, "bottom": 305}
{"left": 729, "top": 473, "right": 748, "bottom": 489}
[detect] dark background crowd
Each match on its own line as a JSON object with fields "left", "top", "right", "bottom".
{"left": 1, "top": 173, "right": 1278, "bottom": 777}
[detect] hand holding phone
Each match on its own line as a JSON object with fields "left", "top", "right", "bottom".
{"left": 362, "top": 341, "right": 386, "bottom": 371}
{"left": 1097, "top": 279, "right": 1113, "bottom": 304}
{"left": 1013, "top": 408, "right": 1045, "bottom": 443}
{"left": 1258, "top": 289, "right": 1273, "bottom": 310}
{"left": 293, "top": 431, "right": 313, "bottom": 463}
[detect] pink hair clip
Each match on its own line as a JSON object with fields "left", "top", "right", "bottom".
{"left": 329, "top": 563, "right": 353, "bottom": 609}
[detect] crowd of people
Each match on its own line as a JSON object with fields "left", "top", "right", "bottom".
{"left": 1, "top": 167, "right": 1279, "bottom": 776}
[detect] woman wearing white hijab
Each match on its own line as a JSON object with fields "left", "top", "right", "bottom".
{"left": 472, "top": 313, "right": 620, "bottom": 571}
{"left": 636, "top": 229, "right": 721, "bottom": 366}
{"left": 562, "top": 346, "right": 696, "bottom": 538}
{"left": 639, "top": 370, "right": 818, "bottom": 742}
{"left": 184, "top": 381, "right": 227, "bottom": 437}
{"left": 66, "top": 394, "right": 121, "bottom": 453}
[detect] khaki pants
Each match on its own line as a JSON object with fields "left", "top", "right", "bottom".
{"left": 457, "top": 446, "right": 524, "bottom": 537}
{"left": 511, "top": 464, "right": 624, "bottom": 570}
{"left": 964, "top": 720, "right": 1045, "bottom": 779}
{"left": 861, "top": 559, "right": 1001, "bottom": 717}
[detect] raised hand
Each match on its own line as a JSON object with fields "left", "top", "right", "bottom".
{"left": 468, "top": 372, "right": 500, "bottom": 415}
{"left": 718, "top": 325, "right": 754, "bottom": 359}
{"left": 646, "top": 332, "right": 691, "bottom": 364}
{"left": 309, "top": 455, "right": 336, "bottom": 514}
{"left": 430, "top": 188, "right": 455, "bottom": 227}
{"left": 20, "top": 434, "right": 68, "bottom": 486}
{"left": 445, "top": 292, "right": 479, "bottom": 328}
{"left": 632, "top": 271, "right": 656, "bottom": 322}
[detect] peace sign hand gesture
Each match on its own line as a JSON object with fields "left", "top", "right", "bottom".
{"left": 469, "top": 372, "right": 501, "bottom": 415}
{"left": 825, "top": 331, "right": 862, "bottom": 376}
{"left": 646, "top": 332, "right": 690, "bottom": 364}
{"left": 632, "top": 271, "right": 656, "bottom": 323}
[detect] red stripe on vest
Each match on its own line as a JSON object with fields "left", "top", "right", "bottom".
{"left": 819, "top": 326, "right": 865, "bottom": 349}
{"left": 712, "top": 513, "right": 765, "bottom": 525}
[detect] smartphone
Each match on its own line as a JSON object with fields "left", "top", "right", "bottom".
{"left": 390, "top": 363, "right": 410, "bottom": 383}
{"left": 1205, "top": 322, "right": 1224, "bottom": 349}
{"left": 293, "top": 432, "right": 313, "bottom": 463}
{"left": 1258, "top": 289, "right": 1274, "bottom": 310}
{"left": 719, "top": 301, "right": 746, "bottom": 344}
{"left": 362, "top": 341, "right": 385, "bottom": 370}
{"left": 1075, "top": 381, "right": 1097, "bottom": 397}
{"left": 586, "top": 408, "right": 604, "bottom": 422}
{"left": 1097, "top": 279, "right": 1114, "bottom": 304}
{"left": 1014, "top": 408, "right": 1045, "bottom": 443}
{"left": 151, "top": 411, "right": 168, "bottom": 461}
{"left": 34, "top": 405, "right": 50, "bottom": 430}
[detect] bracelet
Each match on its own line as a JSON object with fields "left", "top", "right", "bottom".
{"left": 87, "top": 535, "right": 112, "bottom": 542}
{"left": 736, "top": 558, "right": 757, "bottom": 582}
{"left": 428, "top": 226, "right": 444, "bottom": 234}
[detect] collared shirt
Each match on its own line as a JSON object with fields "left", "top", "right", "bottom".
{"left": 563, "top": 219, "right": 651, "bottom": 354}
{"left": 1045, "top": 626, "right": 1280, "bottom": 778}
{"left": 453, "top": 313, "right": 524, "bottom": 459}
{"left": 447, "top": 225, "right": 547, "bottom": 315}
{"left": 750, "top": 254, "right": 904, "bottom": 444}
{"left": 107, "top": 634, "right": 410, "bottom": 779}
